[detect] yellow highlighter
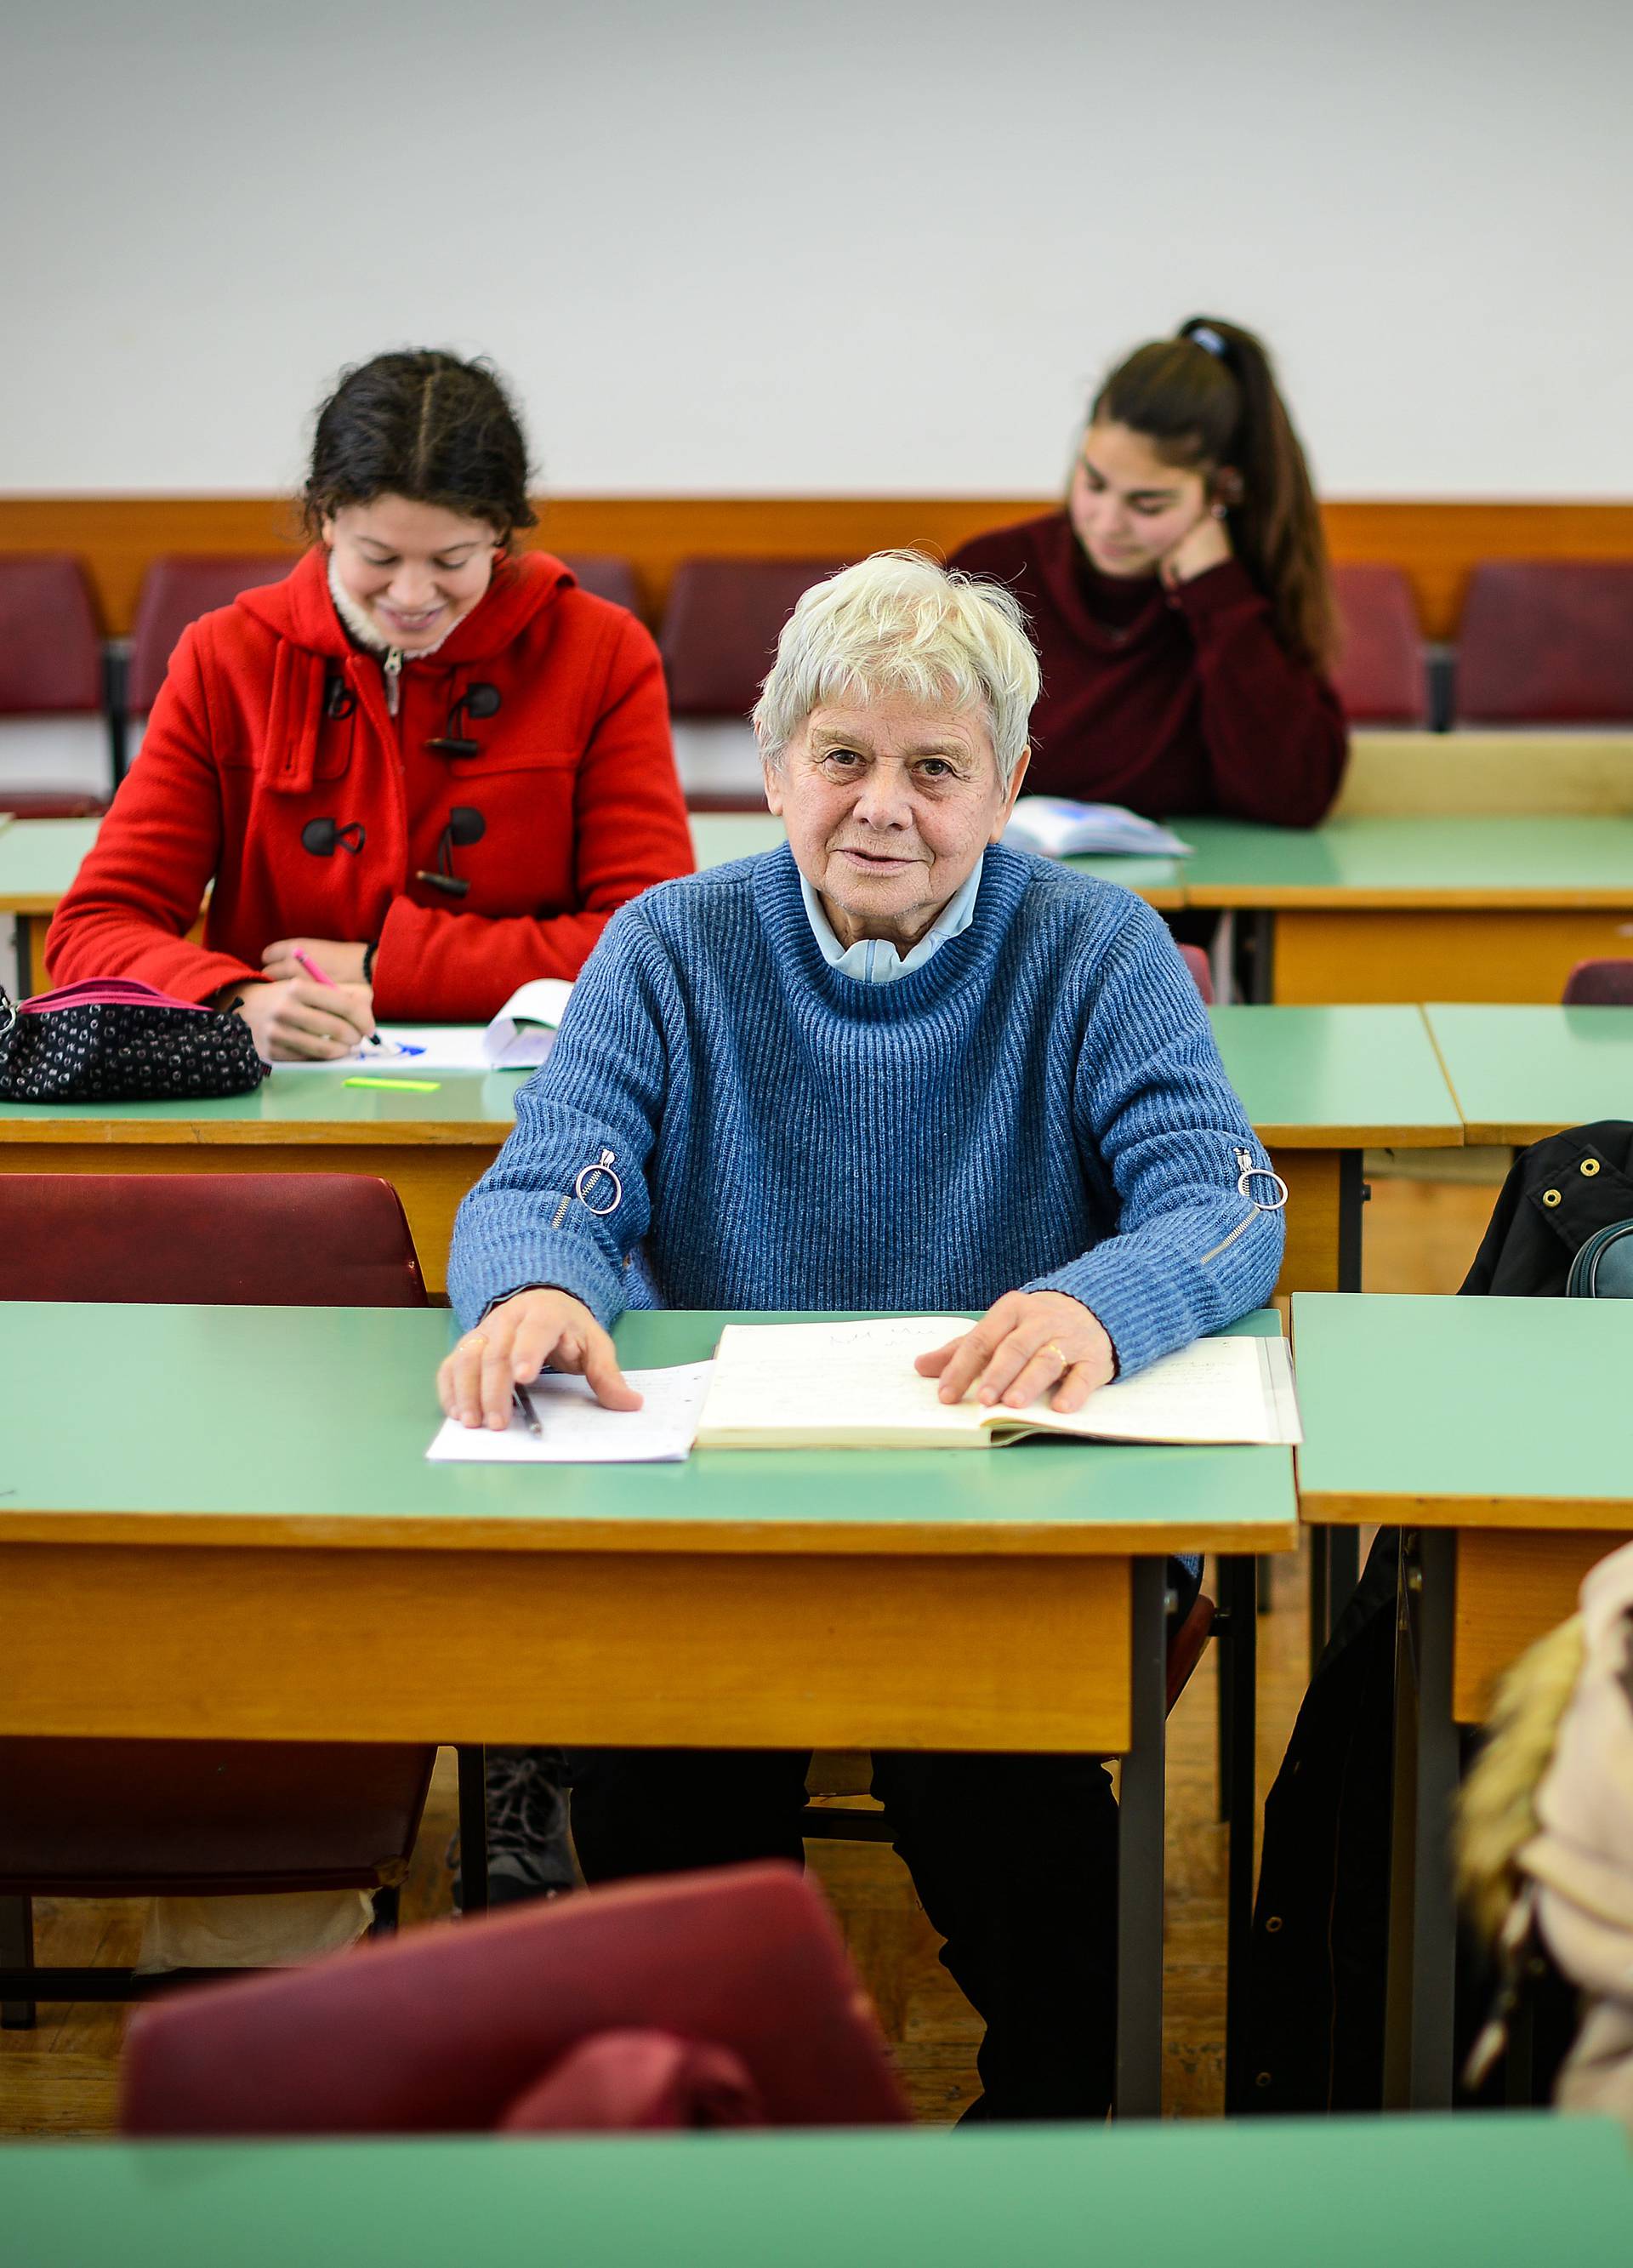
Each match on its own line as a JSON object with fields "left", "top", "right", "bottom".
{"left": 344, "top": 1075, "right": 442, "bottom": 1093}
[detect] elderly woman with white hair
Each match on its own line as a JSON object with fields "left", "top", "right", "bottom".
{"left": 441, "top": 550, "right": 1283, "bottom": 2120}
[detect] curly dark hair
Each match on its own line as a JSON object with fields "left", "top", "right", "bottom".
{"left": 302, "top": 350, "right": 537, "bottom": 548}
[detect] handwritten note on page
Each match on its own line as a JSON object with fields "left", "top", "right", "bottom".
{"left": 426, "top": 1361, "right": 714, "bottom": 1464}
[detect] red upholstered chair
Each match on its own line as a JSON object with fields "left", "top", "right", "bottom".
{"left": 1179, "top": 943, "right": 1214, "bottom": 1003}
{"left": 555, "top": 551, "right": 641, "bottom": 618}
{"left": 662, "top": 557, "right": 848, "bottom": 809}
{"left": 126, "top": 555, "right": 297, "bottom": 716}
{"left": 0, "top": 789, "right": 106, "bottom": 818}
{"left": 121, "top": 1863, "right": 908, "bottom": 2134}
{"left": 1329, "top": 564, "right": 1428, "bottom": 725}
{"left": 0, "top": 1173, "right": 459, "bottom": 2032}
{"left": 1455, "top": 561, "right": 1633, "bottom": 724}
{"left": 1562, "top": 959, "right": 1633, "bottom": 1006}
{"left": 0, "top": 554, "right": 111, "bottom": 800}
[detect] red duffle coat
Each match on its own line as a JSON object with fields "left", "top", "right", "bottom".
{"left": 47, "top": 547, "right": 694, "bottom": 1018}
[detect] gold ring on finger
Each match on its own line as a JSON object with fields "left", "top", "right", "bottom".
{"left": 1040, "top": 1342, "right": 1068, "bottom": 1374}
{"left": 458, "top": 1331, "right": 488, "bottom": 1352}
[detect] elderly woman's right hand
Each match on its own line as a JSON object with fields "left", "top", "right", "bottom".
{"left": 437, "top": 1287, "right": 642, "bottom": 1430}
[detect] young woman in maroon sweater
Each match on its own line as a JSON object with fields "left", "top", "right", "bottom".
{"left": 952, "top": 318, "right": 1346, "bottom": 828}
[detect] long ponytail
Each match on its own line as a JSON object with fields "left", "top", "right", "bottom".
{"left": 1091, "top": 317, "right": 1336, "bottom": 673}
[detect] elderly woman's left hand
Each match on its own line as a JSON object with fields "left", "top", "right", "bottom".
{"left": 915, "top": 1289, "right": 1115, "bottom": 1415}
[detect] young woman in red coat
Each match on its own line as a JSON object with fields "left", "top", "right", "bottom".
{"left": 951, "top": 318, "right": 1347, "bottom": 828}
{"left": 48, "top": 350, "right": 694, "bottom": 1058}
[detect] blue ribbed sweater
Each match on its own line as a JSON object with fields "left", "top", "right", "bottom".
{"left": 449, "top": 843, "right": 1283, "bottom": 1369}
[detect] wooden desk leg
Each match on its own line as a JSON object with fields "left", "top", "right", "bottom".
{"left": 1384, "top": 1529, "right": 1459, "bottom": 2110}
{"left": 1115, "top": 1558, "right": 1167, "bottom": 2120}
{"left": 1221, "top": 1554, "right": 1258, "bottom": 2115}
{"left": 1308, "top": 1154, "right": 1366, "bottom": 1673}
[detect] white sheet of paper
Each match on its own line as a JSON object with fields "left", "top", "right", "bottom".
{"left": 425, "top": 1360, "right": 714, "bottom": 1464}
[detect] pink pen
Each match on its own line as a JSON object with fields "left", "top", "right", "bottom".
{"left": 293, "top": 948, "right": 382, "bottom": 1051}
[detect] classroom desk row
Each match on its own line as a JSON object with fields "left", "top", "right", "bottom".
{"left": 4, "top": 1293, "right": 1630, "bottom": 2118}
{"left": 4, "top": 2117, "right": 1630, "bottom": 2266}
{"left": 7, "top": 806, "right": 1633, "bottom": 1003}
{"left": 7, "top": 999, "right": 1630, "bottom": 1310}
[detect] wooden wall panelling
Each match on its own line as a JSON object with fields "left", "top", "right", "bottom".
{"left": 3, "top": 496, "right": 1633, "bottom": 638}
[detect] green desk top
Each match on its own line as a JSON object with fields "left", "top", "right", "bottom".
{"left": 0, "top": 1063, "right": 526, "bottom": 1137}
{"left": 1293, "top": 1291, "right": 1633, "bottom": 1526}
{"left": 0, "top": 1305, "right": 1294, "bottom": 1555}
{"left": 1425, "top": 1003, "right": 1633, "bottom": 1143}
{"left": 1210, "top": 1005, "right": 1462, "bottom": 1146}
{"left": 2, "top": 2118, "right": 1627, "bottom": 2268}
{"left": 1181, "top": 812, "right": 1633, "bottom": 907}
{"left": 0, "top": 815, "right": 101, "bottom": 911}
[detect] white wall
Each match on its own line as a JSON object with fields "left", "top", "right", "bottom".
{"left": 3, "top": 0, "right": 1631, "bottom": 499}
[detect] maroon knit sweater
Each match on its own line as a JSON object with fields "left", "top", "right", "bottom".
{"left": 950, "top": 512, "right": 1348, "bottom": 828}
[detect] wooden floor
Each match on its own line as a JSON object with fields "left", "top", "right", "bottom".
{"left": 0, "top": 1175, "right": 1502, "bottom": 2134}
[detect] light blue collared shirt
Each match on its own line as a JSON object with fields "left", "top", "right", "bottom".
{"left": 798, "top": 854, "right": 985, "bottom": 984}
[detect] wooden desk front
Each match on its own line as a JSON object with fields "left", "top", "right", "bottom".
{"left": 4, "top": 2117, "right": 1629, "bottom": 2268}
{"left": 1294, "top": 1291, "right": 1633, "bottom": 2107}
{"left": 0, "top": 1302, "right": 1295, "bottom": 2119}
{"left": 1183, "top": 815, "right": 1633, "bottom": 1004}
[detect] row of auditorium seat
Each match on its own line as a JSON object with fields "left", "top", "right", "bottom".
{"left": 3, "top": 550, "right": 1632, "bottom": 812}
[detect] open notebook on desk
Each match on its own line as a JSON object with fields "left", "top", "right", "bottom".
{"left": 695, "top": 1316, "right": 1300, "bottom": 1450}
{"left": 318, "top": 979, "right": 575, "bottom": 1073}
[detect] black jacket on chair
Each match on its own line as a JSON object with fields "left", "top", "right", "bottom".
{"left": 1244, "top": 1121, "right": 1633, "bottom": 2112}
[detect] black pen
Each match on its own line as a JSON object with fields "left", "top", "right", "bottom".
{"left": 512, "top": 1384, "right": 543, "bottom": 1439}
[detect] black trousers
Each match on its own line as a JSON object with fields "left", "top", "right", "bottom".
{"left": 567, "top": 1742, "right": 1119, "bottom": 2120}
{"left": 565, "top": 1557, "right": 1198, "bottom": 2123}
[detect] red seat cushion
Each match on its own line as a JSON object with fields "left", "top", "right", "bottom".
{"left": 0, "top": 1171, "right": 425, "bottom": 1307}
{"left": 661, "top": 559, "right": 848, "bottom": 716}
{"left": 128, "top": 555, "right": 296, "bottom": 714}
{"left": 1562, "top": 958, "right": 1633, "bottom": 1006}
{"left": 498, "top": 2031, "right": 766, "bottom": 2131}
{"left": 122, "top": 1863, "right": 908, "bottom": 2134}
{"left": 1457, "top": 561, "right": 1633, "bottom": 724}
{"left": 555, "top": 552, "right": 641, "bottom": 618}
{"left": 1330, "top": 564, "right": 1426, "bottom": 725}
{"left": 0, "top": 555, "right": 103, "bottom": 713}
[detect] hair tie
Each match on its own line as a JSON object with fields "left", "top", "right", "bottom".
{"left": 1185, "top": 323, "right": 1229, "bottom": 361}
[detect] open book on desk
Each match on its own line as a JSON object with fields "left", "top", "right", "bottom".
{"left": 318, "top": 979, "right": 576, "bottom": 1073}
{"left": 1003, "top": 798, "right": 1193, "bottom": 861}
{"left": 694, "top": 1316, "right": 1300, "bottom": 1450}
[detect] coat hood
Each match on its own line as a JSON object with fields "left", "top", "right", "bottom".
{"left": 235, "top": 547, "right": 580, "bottom": 795}
{"left": 236, "top": 544, "right": 577, "bottom": 662}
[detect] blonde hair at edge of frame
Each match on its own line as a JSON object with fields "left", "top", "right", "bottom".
{"left": 752, "top": 551, "right": 1040, "bottom": 789}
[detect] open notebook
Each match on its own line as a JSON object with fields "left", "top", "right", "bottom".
{"left": 1004, "top": 798, "right": 1194, "bottom": 860}
{"left": 324, "top": 979, "right": 575, "bottom": 1073}
{"left": 694, "top": 1316, "right": 1300, "bottom": 1450}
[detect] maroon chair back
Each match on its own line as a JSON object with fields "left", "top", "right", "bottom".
{"left": 122, "top": 1863, "right": 909, "bottom": 2134}
{"left": 1562, "top": 959, "right": 1633, "bottom": 1006}
{"left": 127, "top": 555, "right": 296, "bottom": 714}
{"left": 0, "top": 1172, "right": 425, "bottom": 1307}
{"left": 0, "top": 555, "right": 103, "bottom": 714}
{"left": 661, "top": 558, "right": 847, "bottom": 716}
{"left": 0, "top": 789, "right": 107, "bottom": 818}
{"left": 555, "top": 551, "right": 641, "bottom": 618}
{"left": 1456, "top": 561, "right": 1633, "bottom": 724}
{"left": 0, "top": 1738, "right": 433, "bottom": 1897}
{"left": 1178, "top": 943, "right": 1214, "bottom": 1003}
{"left": 1329, "top": 564, "right": 1427, "bottom": 725}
